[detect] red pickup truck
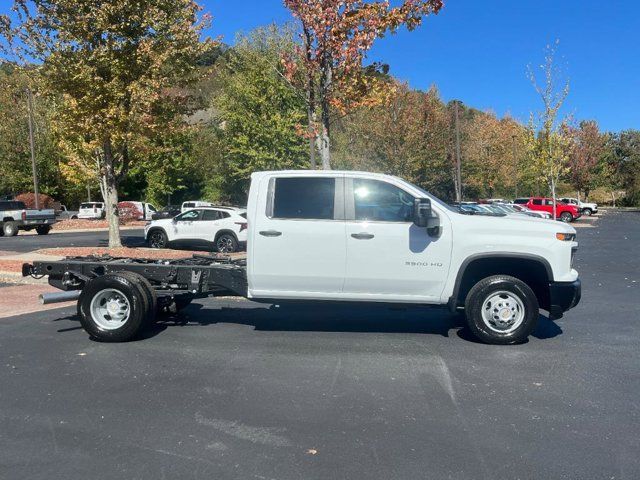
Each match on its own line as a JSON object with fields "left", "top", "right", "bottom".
{"left": 513, "top": 197, "right": 581, "bottom": 223}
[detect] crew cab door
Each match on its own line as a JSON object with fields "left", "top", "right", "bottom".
{"left": 249, "top": 174, "right": 346, "bottom": 298}
{"left": 342, "top": 177, "right": 452, "bottom": 302}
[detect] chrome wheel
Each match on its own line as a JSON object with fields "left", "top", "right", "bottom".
{"left": 481, "top": 290, "right": 526, "bottom": 334}
{"left": 89, "top": 288, "right": 131, "bottom": 330}
{"left": 216, "top": 235, "right": 235, "bottom": 253}
{"left": 149, "top": 231, "right": 166, "bottom": 248}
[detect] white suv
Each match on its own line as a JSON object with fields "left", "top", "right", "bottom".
{"left": 145, "top": 207, "right": 247, "bottom": 253}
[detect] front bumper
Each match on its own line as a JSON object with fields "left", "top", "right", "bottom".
{"left": 548, "top": 279, "right": 581, "bottom": 319}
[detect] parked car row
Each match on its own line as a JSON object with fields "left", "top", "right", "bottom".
{"left": 453, "top": 196, "right": 589, "bottom": 223}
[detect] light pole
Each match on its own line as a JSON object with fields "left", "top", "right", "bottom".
{"left": 511, "top": 134, "right": 518, "bottom": 198}
{"left": 26, "top": 87, "right": 40, "bottom": 209}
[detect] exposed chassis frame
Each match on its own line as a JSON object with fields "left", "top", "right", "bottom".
{"left": 22, "top": 255, "right": 248, "bottom": 298}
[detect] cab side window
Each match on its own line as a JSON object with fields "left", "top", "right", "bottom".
{"left": 271, "top": 177, "right": 335, "bottom": 220}
{"left": 532, "top": 199, "right": 543, "bottom": 206}
{"left": 352, "top": 179, "right": 414, "bottom": 222}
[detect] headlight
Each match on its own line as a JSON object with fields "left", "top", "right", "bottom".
{"left": 556, "top": 232, "right": 576, "bottom": 241}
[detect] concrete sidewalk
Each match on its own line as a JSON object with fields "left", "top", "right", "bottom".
{"left": 0, "top": 283, "right": 75, "bottom": 318}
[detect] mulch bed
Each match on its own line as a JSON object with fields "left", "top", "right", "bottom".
{"left": 34, "top": 247, "right": 211, "bottom": 260}
{"left": 52, "top": 219, "right": 146, "bottom": 230}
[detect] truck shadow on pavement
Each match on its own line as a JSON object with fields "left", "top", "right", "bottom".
{"left": 152, "top": 303, "right": 563, "bottom": 343}
{"left": 52, "top": 302, "right": 562, "bottom": 343}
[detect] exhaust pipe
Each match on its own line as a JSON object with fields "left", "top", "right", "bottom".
{"left": 39, "top": 291, "right": 81, "bottom": 305}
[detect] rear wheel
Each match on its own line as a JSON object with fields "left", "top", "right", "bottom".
{"left": 77, "top": 273, "right": 150, "bottom": 342}
{"left": 559, "top": 211, "right": 573, "bottom": 223}
{"left": 148, "top": 229, "right": 168, "bottom": 249}
{"left": 36, "top": 225, "right": 51, "bottom": 235}
{"left": 3, "top": 221, "right": 18, "bottom": 237}
{"left": 464, "top": 275, "right": 539, "bottom": 345}
{"left": 216, "top": 233, "right": 238, "bottom": 253}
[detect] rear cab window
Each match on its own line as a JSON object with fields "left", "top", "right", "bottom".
{"left": 269, "top": 177, "right": 336, "bottom": 220}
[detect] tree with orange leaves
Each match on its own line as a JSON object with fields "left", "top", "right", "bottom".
{"left": 282, "top": 0, "right": 444, "bottom": 169}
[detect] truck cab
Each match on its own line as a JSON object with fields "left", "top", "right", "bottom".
{"left": 246, "top": 171, "right": 581, "bottom": 343}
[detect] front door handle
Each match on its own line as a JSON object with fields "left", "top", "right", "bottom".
{"left": 351, "top": 232, "right": 375, "bottom": 240}
{"left": 259, "top": 230, "right": 282, "bottom": 237}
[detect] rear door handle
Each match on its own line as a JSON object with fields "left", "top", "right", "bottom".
{"left": 351, "top": 232, "right": 375, "bottom": 240}
{"left": 259, "top": 230, "right": 282, "bottom": 237}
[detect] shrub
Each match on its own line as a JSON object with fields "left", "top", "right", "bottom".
{"left": 117, "top": 201, "right": 142, "bottom": 224}
{"left": 15, "top": 192, "right": 56, "bottom": 209}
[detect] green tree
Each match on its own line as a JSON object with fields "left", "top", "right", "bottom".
{"left": 209, "top": 25, "right": 308, "bottom": 202}
{"left": 527, "top": 41, "right": 571, "bottom": 217}
{"left": 2, "top": 0, "right": 212, "bottom": 246}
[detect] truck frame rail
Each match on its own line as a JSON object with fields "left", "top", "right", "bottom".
{"left": 23, "top": 254, "right": 248, "bottom": 298}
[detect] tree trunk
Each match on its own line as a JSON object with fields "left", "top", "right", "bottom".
{"left": 317, "top": 52, "right": 332, "bottom": 170}
{"left": 100, "top": 140, "right": 122, "bottom": 248}
{"left": 303, "top": 28, "right": 317, "bottom": 170}
{"left": 550, "top": 177, "right": 557, "bottom": 220}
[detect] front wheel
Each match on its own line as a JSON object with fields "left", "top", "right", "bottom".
{"left": 215, "top": 233, "right": 238, "bottom": 253}
{"left": 36, "top": 225, "right": 51, "bottom": 235}
{"left": 559, "top": 212, "right": 573, "bottom": 223}
{"left": 582, "top": 208, "right": 592, "bottom": 216}
{"left": 464, "top": 275, "right": 539, "bottom": 345}
{"left": 148, "top": 230, "right": 168, "bottom": 249}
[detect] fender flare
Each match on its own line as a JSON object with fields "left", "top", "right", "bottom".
{"left": 448, "top": 252, "right": 554, "bottom": 312}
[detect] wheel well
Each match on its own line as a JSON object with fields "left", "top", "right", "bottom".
{"left": 453, "top": 256, "right": 551, "bottom": 311}
{"left": 3, "top": 217, "right": 15, "bottom": 222}
{"left": 146, "top": 227, "right": 167, "bottom": 238}
{"left": 214, "top": 229, "right": 237, "bottom": 242}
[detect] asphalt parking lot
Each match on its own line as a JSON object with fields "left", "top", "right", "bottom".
{"left": 1, "top": 211, "right": 639, "bottom": 480}
{"left": 0, "top": 229, "right": 145, "bottom": 253}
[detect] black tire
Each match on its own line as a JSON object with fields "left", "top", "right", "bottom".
{"left": 464, "top": 275, "right": 539, "bottom": 345}
{"left": 77, "top": 273, "right": 149, "bottom": 342}
{"left": 148, "top": 229, "right": 168, "bottom": 249}
{"left": 36, "top": 225, "right": 51, "bottom": 235}
{"left": 3, "top": 221, "right": 18, "bottom": 237}
{"left": 116, "top": 271, "right": 158, "bottom": 324}
{"left": 215, "top": 233, "right": 238, "bottom": 253}
{"left": 559, "top": 211, "right": 573, "bottom": 223}
{"left": 582, "top": 208, "right": 592, "bottom": 216}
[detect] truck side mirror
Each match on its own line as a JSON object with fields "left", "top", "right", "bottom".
{"left": 413, "top": 198, "right": 432, "bottom": 228}
{"left": 414, "top": 198, "right": 441, "bottom": 236}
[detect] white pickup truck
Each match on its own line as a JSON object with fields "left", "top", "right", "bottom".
{"left": 23, "top": 170, "right": 581, "bottom": 345}
{"left": 560, "top": 197, "right": 598, "bottom": 216}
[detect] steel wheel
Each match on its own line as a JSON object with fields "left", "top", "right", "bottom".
{"left": 89, "top": 288, "right": 131, "bottom": 331}
{"left": 480, "top": 290, "right": 526, "bottom": 334}
{"left": 583, "top": 209, "right": 592, "bottom": 216}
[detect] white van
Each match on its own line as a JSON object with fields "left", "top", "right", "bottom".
{"left": 181, "top": 201, "right": 214, "bottom": 213}
{"left": 77, "top": 202, "right": 105, "bottom": 220}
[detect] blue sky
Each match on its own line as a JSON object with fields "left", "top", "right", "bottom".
{"left": 2, "top": 1, "right": 638, "bottom": 131}
{"left": 204, "top": 0, "right": 639, "bottom": 132}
